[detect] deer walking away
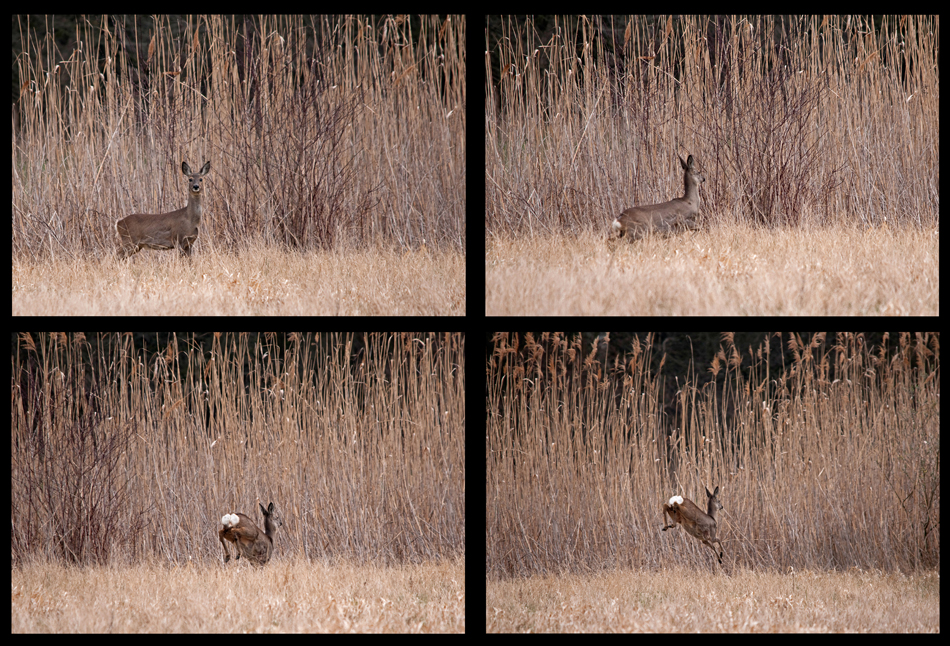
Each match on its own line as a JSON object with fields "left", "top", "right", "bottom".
{"left": 219, "top": 502, "right": 281, "bottom": 565}
{"left": 662, "top": 485, "right": 724, "bottom": 565}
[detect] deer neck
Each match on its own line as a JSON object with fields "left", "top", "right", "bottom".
{"left": 186, "top": 191, "right": 203, "bottom": 224}
{"left": 683, "top": 178, "right": 700, "bottom": 206}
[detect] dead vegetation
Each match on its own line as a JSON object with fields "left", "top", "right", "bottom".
{"left": 12, "top": 16, "right": 465, "bottom": 315}
{"left": 12, "top": 332, "right": 465, "bottom": 567}
{"left": 485, "top": 16, "right": 938, "bottom": 315}
{"left": 13, "top": 557, "right": 464, "bottom": 633}
{"left": 487, "top": 568, "right": 938, "bottom": 632}
{"left": 487, "top": 332, "right": 939, "bottom": 579}
{"left": 486, "top": 224, "right": 937, "bottom": 315}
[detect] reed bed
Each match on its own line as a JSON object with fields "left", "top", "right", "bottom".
{"left": 486, "top": 332, "right": 939, "bottom": 578}
{"left": 12, "top": 332, "right": 465, "bottom": 566}
{"left": 486, "top": 15, "right": 938, "bottom": 232}
{"left": 13, "top": 15, "right": 465, "bottom": 256}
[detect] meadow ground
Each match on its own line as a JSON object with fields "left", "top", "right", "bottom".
{"left": 486, "top": 568, "right": 938, "bottom": 632}
{"left": 13, "top": 558, "right": 464, "bottom": 633}
{"left": 486, "top": 224, "right": 937, "bottom": 316}
{"left": 13, "top": 243, "right": 465, "bottom": 316}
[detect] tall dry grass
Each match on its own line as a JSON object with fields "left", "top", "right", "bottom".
{"left": 13, "top": 15, "right": 465, "bottom": 257}
{"left": 486, "top": 332, "right": 939, "bottom": 579}
{"left": 12, "top": 332, "right": 465, "bottom": 566}
{"left": 486, "top": 16, "right": 938, "bottom": 232}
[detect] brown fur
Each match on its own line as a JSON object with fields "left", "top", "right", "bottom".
{"left": 219, "top": 502, "right": 281, "bottom": 565}
{"left": 662, "top": 486, "right": 724, "bottom": 564}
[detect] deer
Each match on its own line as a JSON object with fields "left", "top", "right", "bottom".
{"left": 612, "top": 154, "right": 704, "bottom": 240}
{"left": 115, "top": 160, "right": 211, "bottom": 260}
{"left": 662, "top": 485, "right": 725, "bottom": 565}
{"left": 218, "top": 502, "right": 281, "bottom": 565}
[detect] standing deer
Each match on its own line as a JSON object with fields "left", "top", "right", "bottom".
{"left": 662, "top": 486, "right": 724, "bottom": 565}
{"left": 219, "top": 502, "right": 281, "bottom": 565}
{"left": 612, "top": 154, "right": 704, "bottom": 240}
{"left": 115, "top": 160, "right": 211, "bottom": 260}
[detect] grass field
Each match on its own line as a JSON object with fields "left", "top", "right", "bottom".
{"left": 486, "top": 332, "right": 939, "bottom": 632}
{"left": 13, "top": 558, "right": 464, "bottom": 633}
{"left": 12, "top": 332, "right": 465, "bottom": 633}
{"left": 13, "top": 16, "right": 465, "bottom": 315}
{"left": 486, "top": 224, "right": 937, "bottom": 315}
{"left": 485, "top": 16, "right": 938, "bottom": 316}
{"left": 487, "top": 569, "right": 938, "bottom": 632}
{"left": 13, "top": 243, "right": 465, "bottom": 315}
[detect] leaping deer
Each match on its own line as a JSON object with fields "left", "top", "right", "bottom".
{"left": 662, "top": 486, "right": 725, "bottom": 565}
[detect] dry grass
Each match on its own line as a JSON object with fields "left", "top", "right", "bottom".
{"left": 487, "top": 333, "right": 939, "bottom": 579}
{"left": 13, "top": 242, "right": 465, "bottom": 315}
{"left": 487, "top": 568, "right": 938, "bottom": 632}
{"left": 486, "top": 223, "right": 938, "bottom": 315}
{"left": 487, "top": 15, "right": 937, "bottom": 230}
{"left": 12, "top": 333, "right": 465, "bottom": 567}
{"left": 13, "top": 558, "right": 464, "bottom": 633}
{"left": 12, "top": 16, "right": 465, "bottom": 314}
{"left": 485, "top": 16, "right": 938, "bottom": 314}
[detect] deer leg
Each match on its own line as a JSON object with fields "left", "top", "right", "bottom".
{"left": 218, "top": 529, "right": 232, "bottom": 563}
{"left": 702, "top": 538, "right": 723, "bottom": 564}
{"left": 662, "top": 506, "right": 678, "bottom": 531}
{"left": 713, "top": 538, "right": 725, "bottom": 562}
